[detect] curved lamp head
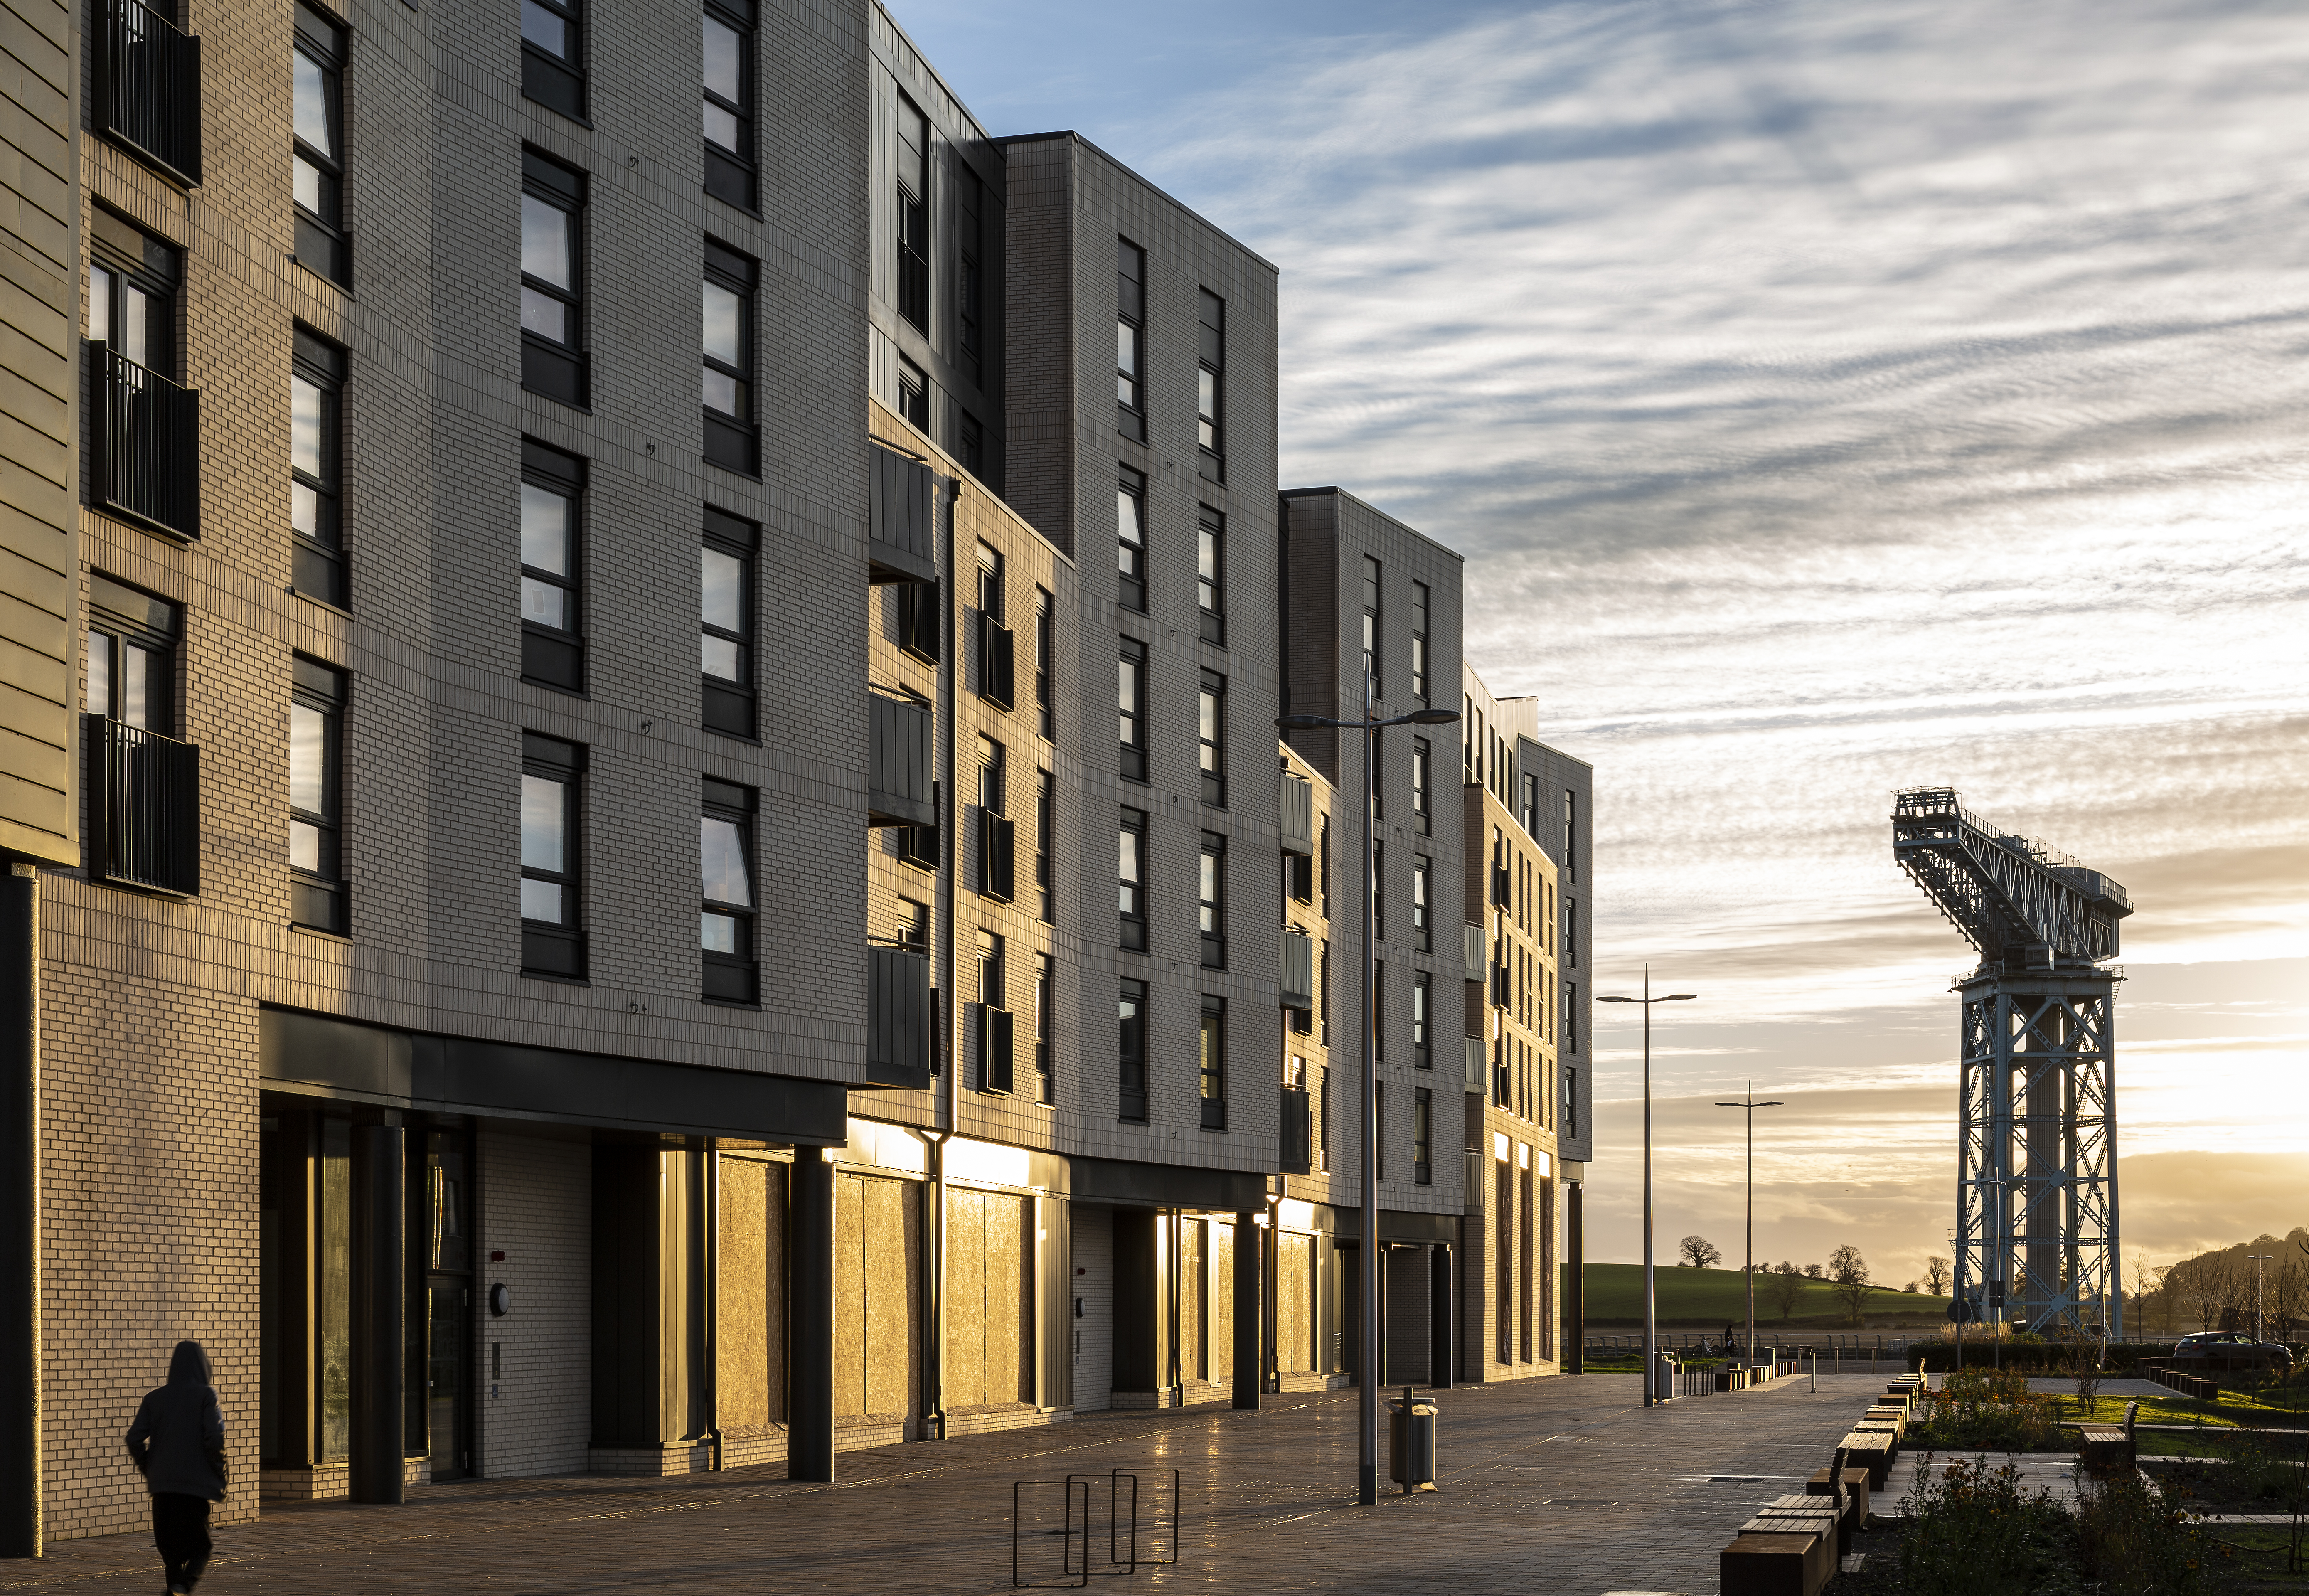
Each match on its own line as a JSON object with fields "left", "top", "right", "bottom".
{"left": 1277, "top": 713, "right": 1329, "bottom": 730}
{"left": 1405, "top": 708, "right": 1460, "bottom": 726}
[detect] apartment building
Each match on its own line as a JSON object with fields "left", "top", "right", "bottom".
{"left": 0, "top": 0, "right": 1597, "bottom": 1549}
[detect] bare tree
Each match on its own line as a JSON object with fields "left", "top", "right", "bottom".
{"left": 1924, "top": 1255, "right": 1953, "bottom": 1296}
{"left": 1677, "top": 1234, "right": 1722, "bottom": 1270}
{"left": 2128, "top": 1257, "right": 2167, "bottom": 1335}
{"left": 2268, "top": 1259, "right": 2307, "bottom": 1344}
{"left": 1804, "top": 1262, "right": 1824, "bottom": 1279}
{"left": 1828, "top": 1245, "right": 1875, "bottom": 1325}
{"left": 1767, "top": 1261, "right": 1808, "bottom": 1323}
{"left": 2176, "top": 1255, "right": 2235, "bottom": 1334}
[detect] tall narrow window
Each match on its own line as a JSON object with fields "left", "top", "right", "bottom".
{"left": 1565, "top": 980, "right": 1577, "bottom": 1054}
{"left": 289, "top": 658, "right": 346, "bottom": 934}
{"left": 975, "top": 542, "right": 1012, "bottom": 709}
{"left": 1413, "top": 973, "right": 1433, "bottom": 1071}
{"left": 1034, "top": 587, "right": 1054, "bottom": 740}
{"left": 700, "top": 778, "right": 756, "bottom": 1004}
{"left": 703, "top": 238, "right": 758, "bottom": 474}
{"left": 1563, "top": 898, "right": 1576, "bottom": 967}
{"left": 519, "top": 733, "right": 585, "bottom": 979}
{"left": 1116, "top": 240, "right": 1146, "bottom": 440}
{"left": 1563, "top": 789, "right": 1578, "bottom": 884}
{"left": 1035, "top": 953, "right": 1055, "bottom": 1105}
{"left": 1197, "top": 507, "right": 1224, "bottom": 643}
{"left": 1118, "top": 979, "right": 1147, "bottom": 1123}
{"left": 88, "top": 209, "right": 193, "bottom": 537}
{"left": 1198, "top": 832, "right": 1226, "bottom": 969}
{"left": 519, "top": 440, "right": 584, "bottom": 692}
{"left": 1412, "top": 855, "right": 1432, "bottom": 953}
{"left": 1410, "top": 737, "right": 1430, "bottom": 835}
{"left": 1198, "top": 995, "right": 1226, "bottom": 1129}
{"left": 975, "top": 735, "right": 1012, "bottom": 902}
{"left": 956, "top": 168, "right": 985, "bottom": 389}
{"left": 1319, "top": 939, "right": 1331, "bottom": 1046}
{"left": 1563, "top": 1064, "right": 1578, "bottom": 1139}
{"left": 701, "top": 507, "right": 757, "bottom": 736}
{"left": 1198, "top": 671, "right": 1226, "bottom": 807}
{"left": 1036, "top": 769, "right": 1055, "bottom": 924}
{"left": 520, "top": 0, "right": 584, "bottom": 118}
{"left": 896, "top": 355, "right": 929, "bottom": 432}
{"left": 1119, "top": 638, "right": 1147, "bottom": 782}
{"left": 702, "top": 0, "right": 755, "bottom": 209}
{"left": 293, "top": 4, "right": 350, "bottom": 286}
{"left": 290, "top": 329, "right": 345, "bottom": 606}
{"left": 896, "top": 100, "right": 929, "bottom": 332}
{"left": 1196, "top": 289, "right": 1225, "bottom": 482}
{"left": 1375, "top": 1081, "right": 1386, "bottom": 1181}
{"left": 1319, "top": 818, "right": 1331, "bottom": 918}
{"left": 1371, "top": 838, "right": 1385, "bottom": 941}
{"left": 85, "top": 575, "right": 176, "bottom": 734}
{"left": 1361, "top": 555, "right": 1381, "bottom": 697}
{"left": 1410, "top": 581, "right": 1430, "bottom": 702}
{"left": 975, "top": 930, "right": 1011, "bottom": 1093}
{"left": 520, "top": 150, "right": 586, "bottom": 406}
{"left": 1413, "top": 1088, "right": 1433, "bottom": 1185}
{"left": 1116, "top": 466, "right": 1147, "bottom": 611}
{"left": 1118, "top": 807, "right": 1147, "bottom": 951}
{"left": 1319, "top": 1065, "right": 1332, "bottom": 1171}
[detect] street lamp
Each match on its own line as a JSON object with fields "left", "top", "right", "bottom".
{"left": 1713, "top": 1082, "right": 1783, "bottom": 1367}
{"left": 2248, "top": 1254, "right": 2275, "bottom": 1343}
{"left": 1598, "top": 968, "right": 1697, "bottom": 1407}
{"left": 1279, "top": 687, "right": 1457, "bottom": 1507}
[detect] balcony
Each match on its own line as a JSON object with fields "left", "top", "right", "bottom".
{"left": 865, "top": 944, "right": 933, "bottom": 1090}
{"left": 1280, "top": 929, "right": 1313, "bottom": 1010}
{"left": 92, "top": 718, "right": 198, "bottom": 895}
{"left": 1462, "top": 1035, "right": 1485, "bottom": 1094}
{"left": 1280, "top": 773, "right": 1314, "bottom": 856}
{"left": 867, "top": 692, "right": 933, "bottom": 827}
{"left": 94, "top": 345, "right": 199, "bottom": 539}
{"left": 1279, "top": 1085, "right": 1312, "bottom": 1175}
{"left": 1462, "top": 921, "right": 1484, "bottom": 985}
{"left": 97, "top": 0, "right": 202, "bottom": 185}
{"left": 868, "top": 443, "right": 935, "bottom": 584}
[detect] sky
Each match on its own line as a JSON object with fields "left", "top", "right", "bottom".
{"left": 888, "top": 0, "right": 2309, "bottom": 1293}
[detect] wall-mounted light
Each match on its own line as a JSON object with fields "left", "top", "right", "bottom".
{"left": 488, "top": 1283, "right": 510, "bottom": 1318}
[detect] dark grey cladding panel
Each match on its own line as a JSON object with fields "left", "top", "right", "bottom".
{"left": 1071, "top": 1155, "right": 1268, "bottom": 1214}
{"left": 1327, "top": 1207, "right": 1460, "bottom": 1246}
{"left": 260, "top": 1006, "right": 847, "bottom": 1145}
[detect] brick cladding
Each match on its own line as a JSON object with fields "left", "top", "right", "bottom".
{"left": 475, "top": 1131, "right": 592, "bottom": 1479}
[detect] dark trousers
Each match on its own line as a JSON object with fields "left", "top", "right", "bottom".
{"left": 151, "top": 1493, "right": 212, "bottom": 1591}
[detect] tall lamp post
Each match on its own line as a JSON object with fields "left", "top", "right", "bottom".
{"left": 1598, "top": 968, "right": 1696, "bottom": 1407}
{"left": 1713, "top": 1083, "right": 1783, "bottom": 1366}
{"left": 1280, "top": 687, "right": 1457, "bottom": 1506}
{"left": 2247, "top": 1254, "right": 2275, "bottom": 1343}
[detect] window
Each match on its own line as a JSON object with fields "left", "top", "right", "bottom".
{"left": 519, "top": 733, "right": 584, "bottom": 978}
{"left": 1119, "top": 638, "right": 1147, "bottom": 782}
{"left": 1319, "top": 939, "right": 1331, "bottom": 1046}
{"left": 975, "top": 930, "right": 1012, "bottom": 1093}
{"left": 1410, "top": 738, "right": 1430, "bottom": 835}
{"left": 1369, "top": 728, "right": 1384, "bottom": 822}
{"left": 520, "top": 0, "right": 584, "bottom": 118}
{"left": 1375, "top": 1081, "right": 1386, "bottom": 1181}
{"left": 1410, "top": 581, "right": 1430, "bottom": 702}
{"left": 1413, "top": 1087, "right": 1433, "bottom": 1185}
{"left": 896, "top": 100, "right": 929, "bottom": 332}
{"left": 520, "top": 151, "right": 586, "bottom": 405}
{"left": 702, "top": 0, "right": 755, "bottom": 209}
{"left": 1116, "top": 239, "right": 1146, "bottom": 440}
{"left": 1412, "top": 855, "right": 1431, "bottom": 953}
{"left": 1287, "top": 845, "right": 1313, "bottom": 906}
{"left": 956, "top": 169, "right": 985, "bottom": 389}
{"left": 1118, "top": 979, "right": 1147, "bottom": 1123}
{"left": 1196, "top": 288, "right": 1225, "bottom": 482}
{"left": 896, "top": 897, "right": 929, "bottom": 951}
{"left": 518, "top": 440, "right": 584, "bottom": 691}
{"left": 700, "top": 778, "right": 756, "bottom": 1004}
{"left": 1035, "top": 953, "right": 1054, "bottom": 1105}
{"left": 293, "top": 5, "right": 350, "bottom": 285}
{"left": 1036, "top": 769, "right": 1055, "bottom": 924}
{"left": 1370, "top": 839, "right": 1384, "bottom": 941}
{"left": 86, "top": 575, "right": 176, "bottom": 732}
{"left": 958, "top": 412, "right": 985, "bottom": 476}
{"left": 975, "top": 735, "right": 1013, "bottom": 902}
{"left": 84, "top": 576, "right": 191, "bottom": 894}
{"left": 1563, "top": 789, "right": 1578, "bottom": 884}
{"left": 1361, "top": 555, "right": 1381, "bottom": 696}
{"left": 289, "top": 658, "right": 346, "bottom": 934}
{"left": 1373, "top": 960, "right": 1385, "bottom": 1061}
{"left": 1034, "top": 587, "right": 1054, "bottom": 740}
{"left": 290, "top": 329, "right": 346, "bottom": 606}
{"left": 1116, "top": 467, "right": 1147, "bottom": 611}
{"left": 703, "top": 239, "right": 758, "bottom": 474}
{"left": 1198, "top": 995, "right": 1226, "bottom": 1129}
{"left": 1197, "top": 506, "right": 1224, "bottom": 643}
{"left": 1198, "top": 671, "right": 1226, "bottom": 807}
{"left": 1413, "top": 973, "right": 1433, "bottom": 1071}
{"left": 975, "top": 543, "right": 1013, "bottom": 709}
{"left": 1319, "top": 818, "right": 1331, "bottom": 917}
{"left": 1564, "top": 1063, "right": 1578, "bottom": 1139}
{"left": 1198, "top": 832, "right": 1226, "bottom": 969}
{"left": 89, "top": 209, "right": 194, "bottom": 537}
{"left": 896, "top": 355, "right": 929, "bottom": 432}
{"left": 1563, "top": 898, "right": 1576, "bottom": 967}
{"left": 1522, "top": 771, "right": 1540, "bottom": 845}
{"left": 1319, "top": 1065, "right": 1332, "bottom": 1172}
{"left": 701, "top": 507, "right": 757, "bottom": 736}
{"left": 1119, "top": 808, "right": 1147, "bottom": 951}
{"left": 898, "top": 777, "right": 939, "bottom": 873}
{"left": 1564, "top": 980, "right": 1577, "bottom": 1054}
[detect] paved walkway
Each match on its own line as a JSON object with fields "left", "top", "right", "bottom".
{"left": 5, "top": 1374, "right": 1897, "bottom": 1595}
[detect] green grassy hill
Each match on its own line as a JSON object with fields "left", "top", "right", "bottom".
{"left": 1567, "top": 1261, "right": 1953, "bottom": 1328}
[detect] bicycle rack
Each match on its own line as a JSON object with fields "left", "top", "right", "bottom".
{"left": 1012, "top": 1478, "right": 1090, "bottom": 1589}
{"left": 1012, "top": 1468, "right": 1180, "bottom": 1586}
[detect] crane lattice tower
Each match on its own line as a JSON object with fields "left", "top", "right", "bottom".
{"left": 1891, "top": 789, "right": 2133, "bottom": 1337}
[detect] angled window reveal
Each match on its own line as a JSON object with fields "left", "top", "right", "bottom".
{"left": 520, "top": 151, "right": 587, "bottom": 406}
{"left": 702, "top": 0, "right": 756, "bottom": 209}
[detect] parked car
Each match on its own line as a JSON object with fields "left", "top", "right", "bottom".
{"left": 2171, "top": 1331, "right": 2294, "bottom": 1372}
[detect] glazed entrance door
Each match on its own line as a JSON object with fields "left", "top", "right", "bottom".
{"left": 425, "top": 1281, "right": 470, "bottom": 1479}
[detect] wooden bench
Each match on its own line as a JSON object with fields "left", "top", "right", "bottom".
{"left": 1841, "top": 1430, "right": 1894, "bottom": 1489}
{"left": 1863, "top": 1404, "right": 1907, "bottom": 1436}
{"left": 2078, "top": 1400, "right": 2139, "bottom": 1478}
{"left": 1721, "top": 1527, "right": 1836, "bottom": 1596}
{"left": 1808, "top": 1466, "right": 1871, "bottom": 1539}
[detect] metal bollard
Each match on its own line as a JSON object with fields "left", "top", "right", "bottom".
{"left": 1388, "top": 1386, "right": 1439, "bottom": 1492}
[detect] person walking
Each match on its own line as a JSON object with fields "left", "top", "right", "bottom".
{"left": 126, "top": 1341, "right": 226, "bottom": 1594}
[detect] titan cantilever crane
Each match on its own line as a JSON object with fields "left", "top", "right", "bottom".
{"left": 1891, "top": 789, "right": 2133, "bottom": 1337}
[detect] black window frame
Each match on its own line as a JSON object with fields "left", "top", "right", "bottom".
{"left": 1413, "top": 1086, "right": 1433, "bottom": 1186}
{"left": 975, "top": 929, "right": 1012, "bottom": 1094}
{"left": 702, "top": 237, "right": 759, "bottom": 475}
{"left": 1197, "top": 505, "right": 1224, "bottom": 644}
{"left": 517, "top": 438, "right": 585, "bottom": 692}
{"left": 1195, "top": 288, "right": 1225, "bottom": 483}
{"left": 1116, "top": 239, "right": 1146, "bottom": 441}
{"left": 896, "top": 99, "right": 930, "bottom": 333}
{"left": 1118, "top": 978, "right": 1148, "bottom": 1123}
{"left": 84, "top": 573, "right": 177, "bottom": 735}
{"left": 975, "top": 542, "right": 1013, "bottom": 711}
{"left": 701, "top": 506, "right": 757, "bottom": 737}
{"left": 1361, "top": 554, "right": 1381, "bottom": 697}
{"left": 518, "top": 732, "right": 586, "bottom": 980}
{"left": 1412, "top": 853, "right": 1432, "bottom": 952}
{"left": 1411, "top": 580, "right": 1430, "bottom": 702}
{"left": 701, "top": 0, "right": 756, "bottom": 210}
{"left": 1035, "top": 953, "right": 1055, "bottom": 1106}
{"left": 1198, "top": 670, "right": 1226, "bottom": 808}
{"left": 292, "top": 3, "right": 352, "bottom": 287}
{"left": 1036, "top": 768, "right": 1055, "bottom": 925}
{"left": 1411, "top": 737, "right": 1431, "bottom": 835}
{"left": 700, "top": 776, "right": 758, "bottom": 1005}
{"left": 289, "top": 655, "right": 347, "bottom": 935}
{"left": 1198, "top": 993, "right": 1226, "bottom": 1130}
{"left": 1117, "top": 466, "right": 1147, "bottom": 612}
{"left": 896, "top": 354, "right": 930, "bottom": 432}
{"left": 1371, "top": 838, "right": 1384, "bottom": 941}
{"left": 974, "top": 734, "right": 1014, "bottom": 903}
{"left": 956, "top": 167, "right": 985, "bottom": 389}
{"left": 1198, "top": 830, "right": 1225, "bottom": 970}
{"left": 1119, "top": 637, "right": 1147, "bottom": 783}
{"left": 519, "top": 0, "right": 586, "bottom": 121}
{"left": 519, "top": 150, "right": 587, "bottom": 406}
{"left": 1119, "top": 806, "right": 1147, "bottom": 952}
{"left": 290, "top": 327, "right": 347, "bottom": 607}
{"left": 1034, "top": 586, "right": 1054, "bottom": 740}
{"left": 1413, "top": 971, "right": 1433, "bottom": 1071}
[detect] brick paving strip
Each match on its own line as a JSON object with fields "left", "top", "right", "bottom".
{"left": 2, "top": 1373, "right": 1903, "bottom": 1594}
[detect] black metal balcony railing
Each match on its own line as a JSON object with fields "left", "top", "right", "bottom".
{"left": 866, "top": 944, "right": 933, "bottom": 1089}
{"left": 1280, "top": 929, "right": 1314, "bottom": 1011}
{"left": 95, "top": 345, "right": 200, "bottom": 539}
{"left": 94, "top": 717, "right": 199, "bottom": 895}
{"left": 98, "top": 0, "right": 202, "bottom": 185}
{"left": 867, "top": 693, "right": 934, "bottom": 827}
{"left": 868, "top": 444, "right": 935, "bottom": 584}
{"left": 1279, "top": 1085, "right": 1312, "bottom": 1175}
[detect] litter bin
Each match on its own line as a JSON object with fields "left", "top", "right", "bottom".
{"left": 1388, "top": 1387, "right": 1438, "bottom": 1492}
{"left": 1653, "top": 1352, "right": 1679, "bottom": 1402}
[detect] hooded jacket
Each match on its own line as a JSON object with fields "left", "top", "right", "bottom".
{"left": 126, "top": 1341, "right": 226, "bottom": 1500}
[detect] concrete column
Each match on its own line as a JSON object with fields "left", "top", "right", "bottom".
{"left": 350, "top": 1123, "right": 405, "bottom": 1504}
{"left": 788, "top": 1150, "right": 834, "bottom": 1480}
{"left": 1231, "top": 1213, "right": 1260, "bottom": 1409}
{"left": 1428, "top": 1244, "right": 1452, "bottom": 1389}
{"left": 0, "top": 864, "right": 40, "bottom": 1557}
